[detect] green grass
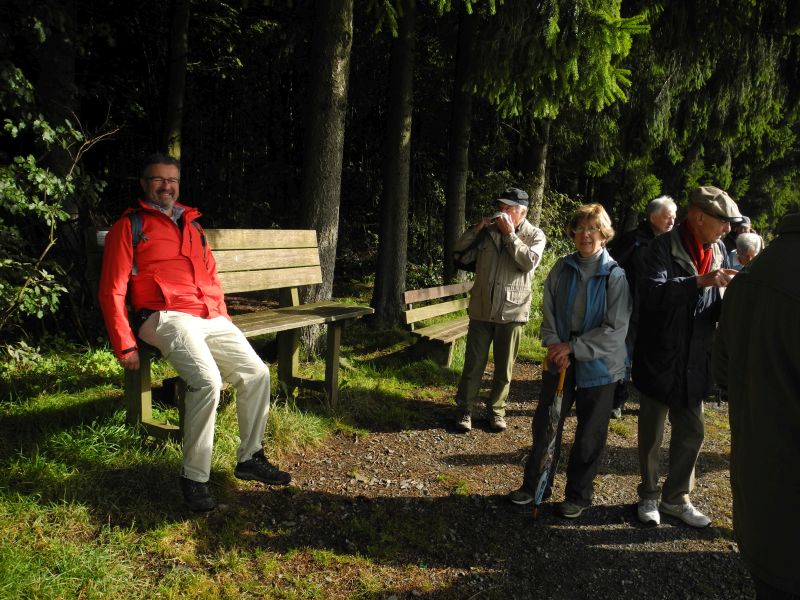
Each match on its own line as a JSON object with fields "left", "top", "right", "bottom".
{"left": 0, "top": 268, "right": 564, "bottom": 598}
{"left": 0, "top": 322, "right": 480, "bottom": 598}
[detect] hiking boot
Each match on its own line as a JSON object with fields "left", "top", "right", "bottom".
{"left": 235, "top": 450, "right": 291, "bottom": 485}
{"left": 610, "top": 407, "right": 622, "bottom": 419}
{"left": 179, "top": 476, "right": 216, "bottom": 512}
{"left": 455, "top": 411, "right": 472, "bottom": 432}
{"left": 509, "top": 488, "right": 534, "bottom": 505}
{"left": 558, "top": 500, "right": 588, "bottom": 519}
{"left": 490, "top": 414, "right": 507, "bottom": 432}
{"left": 659, "top": 501, "right": 711, "bottom": 528}
{"left": 637, "top": 498, "right": 660, "bottom": 526}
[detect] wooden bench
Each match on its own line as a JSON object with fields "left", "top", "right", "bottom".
{"left": 89, "top": 228, "right": 373, "bottom": 440}
{"left": 401, "top": 281, "right": 473, "bottom": 367}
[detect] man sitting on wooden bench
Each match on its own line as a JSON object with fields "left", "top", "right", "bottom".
{"left": 98, "top": 153, "right": 290, "bottom": 512}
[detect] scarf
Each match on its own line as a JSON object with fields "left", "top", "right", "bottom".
{"left": 679, "top": 220, "right": 713, "bottom": 275}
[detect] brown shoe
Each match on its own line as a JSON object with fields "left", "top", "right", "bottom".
{"left": 455, "top": 411, "right": 472, "bottom": 432}
{"left": 490, "top": 414, "right": 507, "bottom": 432}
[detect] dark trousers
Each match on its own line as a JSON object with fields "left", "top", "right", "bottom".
{"left": 522, "top": 365, "right": 616, "bottom": 505}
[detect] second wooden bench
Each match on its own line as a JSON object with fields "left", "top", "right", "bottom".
{"left": 402, "top": 281, "right": 473, "bottom": 367}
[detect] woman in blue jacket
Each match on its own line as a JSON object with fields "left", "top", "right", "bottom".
{"left": 510, "top": 203, "right": 632, "bottom": 518}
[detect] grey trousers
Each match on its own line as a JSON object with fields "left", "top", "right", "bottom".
{"left": 455, "top": 319, "right": 523, "bottom": 417}
{"left": 637, "top": 393, "right": 705, "bottom": 505}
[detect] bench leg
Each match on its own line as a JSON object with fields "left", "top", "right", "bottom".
{"left": 277, "top": 328, "right": 300, "bottom": 392}
{"left": 325, "top": 323, "right": 342, "bottom": 406}
{"left": 412, "top": 339, "right": 456, "bottom": 368}
{"left": 123, "top": 349, "right": 181, "bottom": 441}
{"left": 124, "top": 352, "right": 152, "bottom": 425}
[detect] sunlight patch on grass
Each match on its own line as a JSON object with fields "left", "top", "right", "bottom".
{"left": 608, "top": 417, "right": 636, "bottom": 439}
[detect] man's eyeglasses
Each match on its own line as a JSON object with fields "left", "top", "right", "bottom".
{"left": 573, "top": 226, "right": 600, "bottom": 235}
{"left": 145, "top": 176, "right": 180, "bottom": 185}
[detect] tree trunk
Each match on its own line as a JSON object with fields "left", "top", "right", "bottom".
{"left": 442, "top": 5, "right": 475, "bottom": 284}
{"left": 164, "top": 0, "right": 190, "bottom": 159}
{"left": 299, "top": 0, "right": 354, "bottom": 356}
{"left": 524, "top": 118, "right": 550, "bottom": 228}
{"left": 35, "top": 0, "right": 78, "bottom": 194}
{"left": 371, "top": 0, "right": 415, "bottom": 324}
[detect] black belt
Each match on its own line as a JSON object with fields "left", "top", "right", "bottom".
{"left": 135, "top": 309, "right": 157, "bottom": 329}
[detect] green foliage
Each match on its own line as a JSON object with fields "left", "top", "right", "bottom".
{"left": 471, "top": 1, "right": 649, "bottom": 118}
{"left": 0, "top": 64, "right": 82, "bottom": 342}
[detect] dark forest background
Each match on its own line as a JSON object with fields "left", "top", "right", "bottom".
{"left": 2, "top": 0, "right": 799, "bottom": 350}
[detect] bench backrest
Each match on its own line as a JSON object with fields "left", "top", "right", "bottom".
{"left": 402, "top": 281, "right": 473, "bottom": 327}
{"left": 89, "top": 227, "right": 321, "bottom": 302}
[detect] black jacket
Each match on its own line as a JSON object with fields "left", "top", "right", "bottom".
{"left": 632, "top": 226, "right": 728, "bottom": 408}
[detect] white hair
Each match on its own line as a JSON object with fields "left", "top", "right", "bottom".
{"left": 647, "top": 195, "right": 677, "bottom": 216}
{"left": 736, "top": 232, "right": 761, "bottom": 254}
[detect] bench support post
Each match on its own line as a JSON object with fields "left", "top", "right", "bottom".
{"left": 325, "top": 323, "right": 342, "bottom": 406}
{"left": 277, "top": 329, "right": 300, "bottom": 391}
{"left": 123, "top": 348, "right": 182, "bottom": 441}
{"left": 411, "top": 338, "right": 456, "bottom": 368}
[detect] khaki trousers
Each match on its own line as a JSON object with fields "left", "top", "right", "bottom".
{"left": 455, "top": 319, "right": 523, "bottom": 417}
{"left": 139, "top": 311, "right": 271, "bottom": 483}
{"left": 637, "top": 393, "right": 705, "bottom": 505}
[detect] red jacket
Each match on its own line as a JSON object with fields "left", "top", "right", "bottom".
{"left": 98, "top": 200, "right": 229, "bottom": 359}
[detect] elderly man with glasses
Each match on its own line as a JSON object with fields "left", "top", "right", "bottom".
{"left": 632, "top": 186, "right": 741, "bottom": 528}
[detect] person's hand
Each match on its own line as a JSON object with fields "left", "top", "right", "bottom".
{"left": 546, "top": 342, "right": 571, "bottom": 371}
{"left": 494, "top": 212, "right": 514, "bottom": 235}
{"left": 475, "top": 216, "right": 493, "bottom": 230}
{"left": 696, "top": 268, "right": 738, "bottom": 288}
{"left": 119, "top": 350, "right": 140, "bottom": 370}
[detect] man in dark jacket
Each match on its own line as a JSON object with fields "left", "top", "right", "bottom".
{"left": 713, "top": 212, "right": 800, "bottom": 598}
{"left": 633, "top": 186, "right": 740, "bottom": 528}
{"left": 608, "top": 195, "right": 677, "bottom": 418}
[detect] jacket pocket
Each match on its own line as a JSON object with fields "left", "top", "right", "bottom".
{"left": 503, "top": 288, "right": 531, "bottom": 321}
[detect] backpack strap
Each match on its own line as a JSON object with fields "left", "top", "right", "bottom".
{"left": 191, "top": 220, "right": 207, "bottom": 262}
{"left": 127, "top": 211, "right": 147, "bottom": 275}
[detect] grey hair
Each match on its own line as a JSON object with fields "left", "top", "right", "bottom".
{"left": 736, "top": 232, "right": 761, "bottom": 254}
{"left": 647, "top": 195, "right": 677, "bottom": 216}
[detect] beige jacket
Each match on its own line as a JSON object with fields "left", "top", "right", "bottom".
{"left": 454, "top": 219, "right": 546, "bottom": 323}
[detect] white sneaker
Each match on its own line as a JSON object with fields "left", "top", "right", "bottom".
{"left": 637, "top": 498, "right": 660, "bottom": 525}
{"left": 659, "top": 501, "right": 711, "bottom": 528}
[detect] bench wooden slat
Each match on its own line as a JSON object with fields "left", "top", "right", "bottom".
{"left": 403, "top": 297, "right": 469, "bottom": 326}
{"left": 205, "top": 229, "right": 317, "bottom": 250}
{"left": 218, "top": 266, "right": 323, "bottom": 293}
{"left": 413, "top": 317, "right": 470, "bottom": 343}
{"left": 403, "top": 281, "right": 472, "bottom": 304}
{"left": 214, "top": 248, "right": 320, "bottom": 273}
{"left": 233, "top": 303, "right": 374, "bottom": 337}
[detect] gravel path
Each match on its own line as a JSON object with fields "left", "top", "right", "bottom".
{"left": 240, "top": 361, "right": 754, "bottom": 599}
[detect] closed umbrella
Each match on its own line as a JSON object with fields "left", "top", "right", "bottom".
{"left": 532, "top": 362, "right": 567, "bottom": 519}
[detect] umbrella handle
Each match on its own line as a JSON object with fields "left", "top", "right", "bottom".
{"left": 544, "top": 358, "right": 568, "bottom": 394}
{"left": 556, "top": 367, "right": 566, "bottom": 395}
